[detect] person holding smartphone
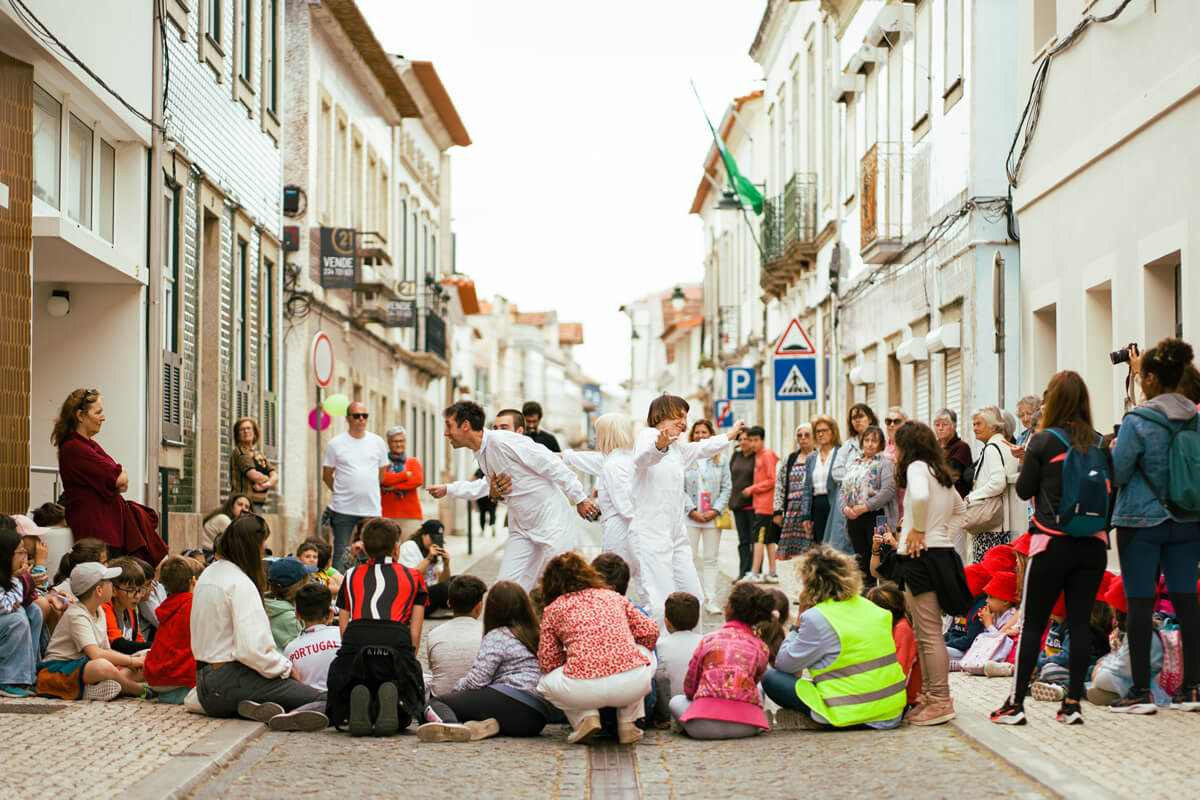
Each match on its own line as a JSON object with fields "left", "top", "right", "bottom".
{"left": 398, "top": 521, "right": 453, "bottom": 615}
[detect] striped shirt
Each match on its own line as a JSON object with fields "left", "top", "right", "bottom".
{"left": 336, "top": 557, "right": 428, "bottom": 623}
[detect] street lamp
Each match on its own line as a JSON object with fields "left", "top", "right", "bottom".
{"left": 715, "top": 190, "right": 742, "bottom": 211}
{"left": 670, "top": 286, "right": 686, "bottom": 312}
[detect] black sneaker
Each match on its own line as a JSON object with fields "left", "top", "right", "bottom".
{"left": 989, "top": 700, "right": 1026, "bottom": 725}
{"left": 1169, "top": 684, "right": 1200, "bottom": 712}
{"left": 1108, "top": 688, "right": 1156, "bottom": 714}
{"left": 348, "top": 684, "right": 373, "bottom": 736}
{"left": 373, "top": 682, "right": 400, "bottom": 736}
{"left": 1056, "top": 701, "right": 1083, "bottom": 725}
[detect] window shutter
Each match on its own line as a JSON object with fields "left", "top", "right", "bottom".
{"left": 162, "top": 351, "right": 182, "bottom": 443}
{"left": 234, "top": 380, "right": 251, "bottom": 422}
{"left": 914, "top": 360, "right": 931, "bottom": 423}
{"left": 944, "top": 349, "right": 963, "bottom": 426}
{"left": 262, "top": 391, "right": 278, "bottom": 458}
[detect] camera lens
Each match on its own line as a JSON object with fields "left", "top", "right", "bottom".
{"left": 1110, "top": 348, "right": 1131, "bottom": 365}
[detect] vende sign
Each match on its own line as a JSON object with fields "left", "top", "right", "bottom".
{"left": 319, "top": 227, "right": 357, "bottom": 289}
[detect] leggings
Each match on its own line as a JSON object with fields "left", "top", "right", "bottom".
{"left": 430, "top": 686, "right": 547, "bottom": 737}
{"left": 732, "top": 508, "right": 757, "bottom": 577}
{"left": 845, "top": 515, "right": 876, "bottom": 584}
{"left": 1008, "top": 535, "right": 1106, "bottom": 704}
{"left": 809, "top": 494, "right": 830, "bottom": 545}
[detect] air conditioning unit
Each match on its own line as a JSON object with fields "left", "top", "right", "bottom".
{"left": 849, "top": 363, "right": 875, "bottom": 385}
{"left": 896, "top": 337, "right": 929, "bottom": 364}
{"left": 925, "top": 322, "right": 961, "bottom": 353}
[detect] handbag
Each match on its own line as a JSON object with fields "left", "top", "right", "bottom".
{"left": 960, "top": 630, "right": 1014, "bottom": 674}
{"left": 697, "top": 464, "right": 733, "bottom": 529}
{"left": 962, "top": 443, "right": 1008, "bottom": 535}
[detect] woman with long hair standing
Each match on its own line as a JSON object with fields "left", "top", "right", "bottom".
{"left": 683, "top": 419, "right": 733, "bottom": 613}
{"left": 1107, "top": 340, "right": 1200, "bottom": 714}
{"left": 800, "top": 416, "right": 842, "bottom": 548}
{"left": 884, "top": 421, "right": 970, "bottom": 726}
{"left": 990, "top": 372, "right": 1109, "bottom": 726}
{"left": 53, "top": 389, "right": 127, "bottom": 554}
{"left": 191, "top": 515, "right": 328, "bottom": 731}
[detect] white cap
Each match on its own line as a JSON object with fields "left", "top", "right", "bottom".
{"left": 69, "top": 562, "right": 122, "bottom": 596}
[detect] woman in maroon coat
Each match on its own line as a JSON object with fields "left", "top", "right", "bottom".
{"left": 53, "top": 389, "right": 128, "bottom": 553}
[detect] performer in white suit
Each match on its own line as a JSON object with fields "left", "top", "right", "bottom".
{"left": 562, "top": 413, "right": 639, "bottom": 593}
{"left": 432, "top": 402, "right": 599, "bottom": 589}
{"left": 631, "top": 394, "right": 744, "bottom": 627}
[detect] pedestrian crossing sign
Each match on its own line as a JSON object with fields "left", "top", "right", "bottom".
{"left": 773, "top": 357, "right": 817, "bottom": 401}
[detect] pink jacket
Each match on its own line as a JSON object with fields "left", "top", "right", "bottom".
{"left": 681, "top": 620, "right": 769, "bottom": 728}
{"left": 750, "top": 449, "right": 780, "bottom": 515}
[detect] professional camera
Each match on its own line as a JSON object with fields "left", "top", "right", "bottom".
{"left": 1110, "top": 342, "right": 1139, "bottom": 365}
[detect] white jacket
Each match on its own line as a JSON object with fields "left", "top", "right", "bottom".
{"left": 630, "top": 427, "right": 732, "bottom": 551}
{"left": 562, "top": 449, "right": 634, "bottom": 524}
{"left": 967, "top": 433, "right": 1024, "bottom": 531}
{"left": 446, "top": 429, "right": 587, "bottom": 544}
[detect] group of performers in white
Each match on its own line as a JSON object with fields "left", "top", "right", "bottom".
{"left": 429, "top": 396, "right": 744, "bottom": 630}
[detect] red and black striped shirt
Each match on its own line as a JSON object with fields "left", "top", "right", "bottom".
{"left": 336, "top": 557, "right": 428, "bottom": 623}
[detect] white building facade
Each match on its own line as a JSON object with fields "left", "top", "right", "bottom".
{"left": 1012, "top": 0, "right": 1199, "bottom": 433}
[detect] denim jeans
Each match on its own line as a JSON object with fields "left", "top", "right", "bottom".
{"left": 0, "top": 604, "right": 42, "bottom": 686}
{"left": 761, "top": 668, "right": 811, "bottom": 712}
{"left": 328, "top": 510, "right": 367, "bottom": 572}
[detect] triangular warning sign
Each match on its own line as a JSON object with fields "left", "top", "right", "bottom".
{"left": 778, "top": 363, "right": 814, "bottom": 397}
{"left": 774, "top": 319, "right": 816, "bottom": 356}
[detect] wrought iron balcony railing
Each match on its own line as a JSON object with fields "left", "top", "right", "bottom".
{"left": 761, "top": 173, "right": 817, "bottom": 265}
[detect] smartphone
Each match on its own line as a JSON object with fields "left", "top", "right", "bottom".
{"left": 873, "top": 516, "right": 888, "bottom": 538}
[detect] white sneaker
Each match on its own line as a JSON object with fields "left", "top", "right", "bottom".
{"left": 765, "top": 572, "right": 780, "bottom": 583}
{"left": 703, "top": 602, "right": 722, "bottom": 615}
{"left": 84, "top": 680, "right": 122, "bottom": 702}
{"left": 740, "top": 572, "right": 760, "bottom": 583}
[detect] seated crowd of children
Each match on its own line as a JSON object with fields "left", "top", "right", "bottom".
{"left": 0, "top": 506, "right": 1187, "bottom": 742}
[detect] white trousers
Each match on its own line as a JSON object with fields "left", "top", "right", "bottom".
{"left": 537, "top": 646, "right": 655, "bottom": 727}
{"left": 497, "top": 529, "right": 575, "bottom": 590}
{"left": 685, "top": 524, "right": 721, "bottom": 604}
{"left": 601, "top": 515, "right": 646, "bottom": 600}
{"left": 636, "top": 523, "right": 704, "bottom": 631}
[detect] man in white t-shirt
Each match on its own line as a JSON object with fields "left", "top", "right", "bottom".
{"left": 322, "top": 402, "right": 388, "bottom": 569}
{"left": 284, "top": 583, "right": 341, "bottom": 691}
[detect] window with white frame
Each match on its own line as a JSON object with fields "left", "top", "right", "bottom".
{"left": 207, "top": 0, "right": 222, "bottom": 44}
{"left": 67, "top": 114, "right": 93, "bottom": 227}
{"left": 163, "top": 185, "right": 180, "bottom": 353}
{"left": 235, "top": 237, "right": 249, "bottom": 382}
{"left": 238, "top": 0, "right": 252, "bottom": 83}
{"left": 263, "top": 0, "right": 279, "bottom": 116}
{"left": 944, "top": 0, "right": 964, "bottom": 95}
{"left": 822, "top": 23, "right": 832, "bottom": 206}
{"left": 914, "top": 0, "right": 932, "bottom": 127}
{"left": 32, "top": 84, "right": 60, "bottom": 208}
{"left": 99, "top": 140, "right": 115, "bottom": 242}
{"left": 400, "top": 198, "right": 408, "bottom": 280}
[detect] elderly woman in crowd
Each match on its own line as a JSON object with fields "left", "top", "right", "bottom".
{"left": 964, "top": 406, "right": 1023, "bottom": 563}
{"left": 53, "top": 389, "right": 127, "bottom": 554}
{"left": 774, "top": 423, "right": 814, "bottom": 561}
{"left": 1014, "top": 395, "right": 1041, "bottom": 449}
{"left": 800, "top": 416, "right": 842, "bottom": 548}
{"left": 231, "top": 418, "right": 277, "bottom": 513}
{"left": 839, "top": 425, "right": 898, "bottom": 583}
{"left": 826, "top": 404, "right": 880, "bottom": 554}
{"left": 933, "top": 409, "right": 974, "bottom": 498}
{"left": 762, "top": 546, "right": 907, "bottom": 729}
{"left": 536, "top": 552, "right": 658, "bottom": 745}
{"left": 381, "top": 426, "right": 424, "bottom": 537}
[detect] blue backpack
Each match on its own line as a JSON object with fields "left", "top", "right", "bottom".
{"left": 1046, "top": 428, "right": 1112, "bottom": 536}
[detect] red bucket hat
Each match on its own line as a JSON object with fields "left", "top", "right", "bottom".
{"left": 1096, "top": 571, "right": 1115, "bottom": 602}
{"left": 980, "top": 545, "right": 1017, "bottom": 574}
{"left": 984, "top": 571, "right": 1019, "bottom": 605}
{"left": 1011, "top": 533, "right": 1032, "bottom": 555}
{"left": 1105, "top": 575, "right": 1127, "bottom": 614}
{"left": 1051, "top": 591, "right": 1066, "bottom": 618}
{"left": 964, "top": 563, "right": 990, "bottom": 598}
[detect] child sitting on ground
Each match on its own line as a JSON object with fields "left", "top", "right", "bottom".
{"left": 297, "top": 538, "right": 343, "bottom": 595}
{"left": 265, "top": 557, "right": 315, "bottom": 652}
{"left": 592, "top": 553, "right": 658, "bottom": 727}
{"left": 1086, "top": 576, "right": 1168, "bottom": 709}
{"left": 327, "top": 518, "right": 428, "bottom": 736}
{"left": 755, "top": 588, "right": 790, "bottom": 662}
{"left": 867, "top": 581, "right": 923, "bottom": 707}
{"left": 284, "top": 583, "right": 342, "bottom": 691}
{"left": 37, "top": 563, "right": 152, "bottom": 700}
{"left": 670, "top": 583, "right": 779, "bottom": 739}
{"left": 143, "top": 556, "right": 198, "bottom": 704}
{"left": 654, "top": 592, "right": 703, "bottom": 719}
{"left": 962, "top": 571, "right": 1019, "bottom": 677}
{"left": 102, "top": 558, "right": 151, "bottom": 655}
{"left": 51, "top": 538, "right": 108, "bottom": 596}
{"left": 946, "top": 563, "right": 990, "bottom": 663}
{"left": 422, "top": 575, "right": 486, "bottom": 697}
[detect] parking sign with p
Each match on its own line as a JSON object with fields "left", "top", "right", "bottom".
{"left": 726, "top": 367, "right": 756, "bottom": 400}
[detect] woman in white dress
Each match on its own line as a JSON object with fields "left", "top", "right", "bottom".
{"left": 630, "top": 394, "right": 744, "bottom": 627}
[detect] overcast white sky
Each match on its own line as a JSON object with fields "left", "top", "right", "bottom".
{"left": 359, "top": 0, "right": 766, "bottom": 387}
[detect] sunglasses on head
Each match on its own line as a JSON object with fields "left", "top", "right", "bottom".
{"left": 349, "top": 413, "right": 369, "bottom": 420}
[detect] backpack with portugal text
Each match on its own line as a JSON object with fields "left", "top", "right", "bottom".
{"left": 1128, "top": 408, "right": 1200, "bottom": 513}
{"left": 1044, "top": 428, "right": 1112, "bottom": 536}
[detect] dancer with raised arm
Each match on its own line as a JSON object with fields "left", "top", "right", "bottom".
{"left": 631, "top": 394, "right": 744, "bottom": 626}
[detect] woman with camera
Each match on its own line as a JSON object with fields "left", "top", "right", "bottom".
{"left": 1108, "top": 338, "right": 1200, "bottom": 714}
{"left": 398, "top": 521, "right": 453, "bottom": 615}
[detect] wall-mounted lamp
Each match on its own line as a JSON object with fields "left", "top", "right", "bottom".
{"left": 670, "top": 286, "right": 687, "bottom": 312}
{"left": 47, "top": 290, "right": 70, "bottom": 318}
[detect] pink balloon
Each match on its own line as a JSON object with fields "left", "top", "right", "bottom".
{"left": 309, "top": 408, "right": 331, "bottom": 431}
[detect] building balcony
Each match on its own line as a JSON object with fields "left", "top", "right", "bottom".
{"left": 760, "top": 173, "right": 818, "bottom": 295}
{"left": 860, "top": 142, "right": 906, "bottom": 264}
{"left": 355, "top": 230, "right": 392, "bottom": 267}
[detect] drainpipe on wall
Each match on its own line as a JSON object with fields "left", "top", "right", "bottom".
{"left": 146, "top": 6, "right": 165, "bottom": 520}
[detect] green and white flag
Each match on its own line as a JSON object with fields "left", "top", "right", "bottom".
{"left": 692, "top": 82, "right": 763, "bottom": 215}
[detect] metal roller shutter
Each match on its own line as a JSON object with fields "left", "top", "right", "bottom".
{"left": 914, "top": 360, "right": 931, "bottom": 423}
{"left": 944, "top": 349, "right": 963, "bottom": 426}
